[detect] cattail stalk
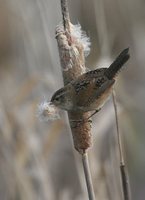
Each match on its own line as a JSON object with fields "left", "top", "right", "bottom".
{"left": 56, "top": 0, "right": 95, "bottom": 199}
{"left": 112, "top": 90, "right": 131, "bottom": 200}
{"left": 57, "top": 0, "right": 92, "bottom": 154}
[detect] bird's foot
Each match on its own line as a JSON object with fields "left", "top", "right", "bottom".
{"left": 70, "top": 108, "right": 101, "bottom": 128}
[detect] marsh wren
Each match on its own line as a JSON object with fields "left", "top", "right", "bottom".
{"left": 50, "top": 48, "right": 130, "bottom": 114}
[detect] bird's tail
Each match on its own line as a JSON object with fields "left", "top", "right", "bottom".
{"left": 105, "top": 48, "right": 130, "bottom": 79}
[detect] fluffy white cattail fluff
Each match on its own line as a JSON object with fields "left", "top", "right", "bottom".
{"left": 37, "top": 101, "right": 60, "bottom": 121}
{"left": 71, "top": 23, "right": 91, "bottom": 57}
{"left": 55, "top": 23, "right": 91, "bottom": 72}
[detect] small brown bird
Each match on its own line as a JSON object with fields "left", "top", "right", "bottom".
{"left": 50, "top": 48, "right": 130, "bottom": 114}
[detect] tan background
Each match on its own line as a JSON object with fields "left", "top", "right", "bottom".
{"left": 0, "top": 0, "right": 144, "bottom": 199}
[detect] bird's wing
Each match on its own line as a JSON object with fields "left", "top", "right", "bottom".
{"left": 72, "top": 75, "right": 115, "bottom": 107}
{"left": 71, "top": 68, "right": 107, "bottom": 93}
{"left": 83, "top": 78, "right": 115, "bottom": 107}
{"left": 85, "top": 68, "right": 107, "bottom": 78}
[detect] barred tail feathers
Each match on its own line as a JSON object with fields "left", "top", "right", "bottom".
{"left": 105, "top": 48, "right": 130, "bottom": 79}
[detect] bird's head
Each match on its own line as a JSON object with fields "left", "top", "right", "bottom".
{"left": 50, "top": 87, "right": 73, "bottom": 111}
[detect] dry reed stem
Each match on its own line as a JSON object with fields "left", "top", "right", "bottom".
{"left": 56, "top": 1, "right": 92, "bottom": 154}
{"left": 56, "top": 1, "right": 95, "bottom": 200}
{"left": 112, "top": 90, "right": 131, "bottom": 200}
{"left": 82, "top": 153, "right": 95, "bottom": 200}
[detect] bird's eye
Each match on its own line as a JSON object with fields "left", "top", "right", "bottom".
{"left": 55, "top": 97, "right": 59, "bottom": 101}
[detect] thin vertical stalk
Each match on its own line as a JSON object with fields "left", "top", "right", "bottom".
{"left": 112, "top": 90, "right": 131, "bottom": 200}
{"left": 82, "top": 153, "right": 95, "bottom": 200}
{"left": 112, "top": 90, "right": 124, "bottom": 164}
{"left": 60, "top": 0, "right": 71, "bottom": 37}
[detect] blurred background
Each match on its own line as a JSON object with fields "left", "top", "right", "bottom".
{"left": 0, "top": 0, "right": 144, "bottom": 199}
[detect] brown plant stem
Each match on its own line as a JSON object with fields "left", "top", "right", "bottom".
{"left": 57, "top": 0, "right": 92, "bottom": 154}
{"left": 56, "top": 1, "right": 95, "bottom": 199}
{"left": 60, "top": 0, "right": 71, "bottom": 35}
{"left": 82, "top": 153, "right": 95, "bottom": 200}
{"left": 112, "top": 90, "right": 131, "bottom": 200}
